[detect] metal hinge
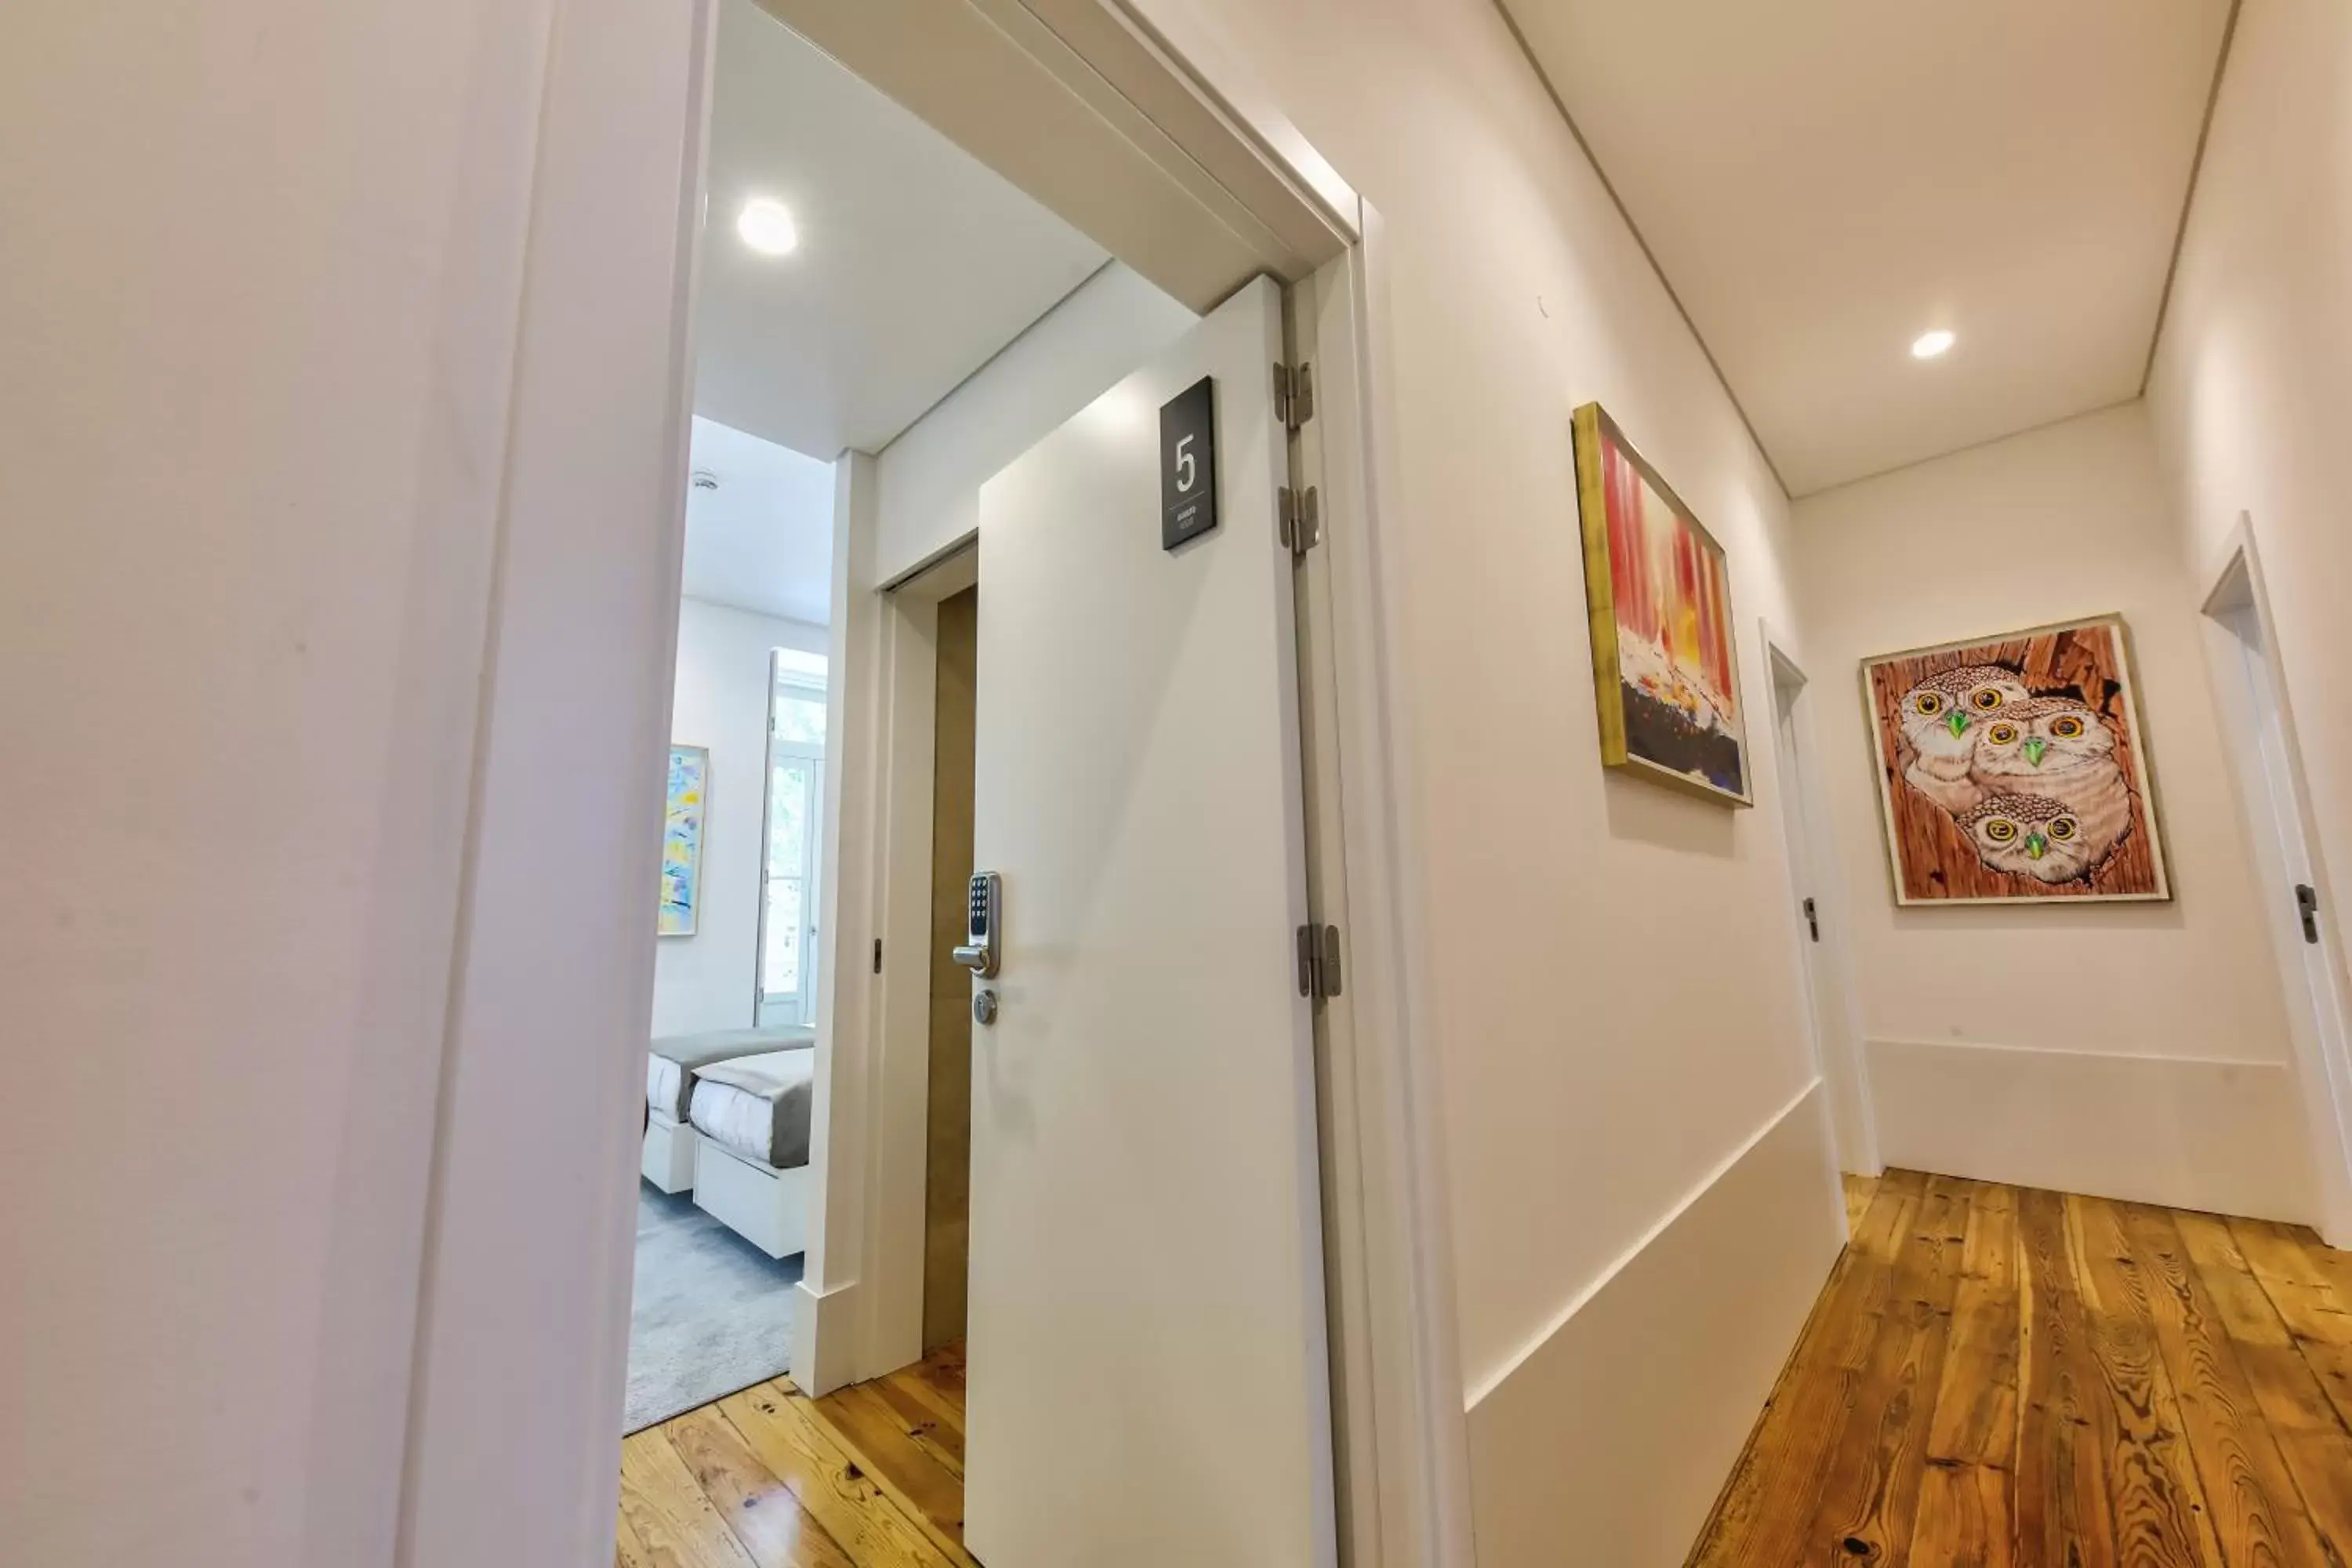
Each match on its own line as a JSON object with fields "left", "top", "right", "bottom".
{"left": 1278, "top": 485, "right": 1321, "bottom": 555}
{"left": 1295, "top": 924, "right": 1343, "bottom": 1000}
{"left": 1273, "top": 361, "right": 1315, "bottom": 430}
{"left": 873, "top": 938, "right": 884, "bottom": 975}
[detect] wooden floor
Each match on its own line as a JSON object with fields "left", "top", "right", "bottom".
{"left": 616, "top": 1343, "right": 973, "bottom": 1568}
{"left": 1691, "top": 1168, "right": 2352, "bottom": 1565}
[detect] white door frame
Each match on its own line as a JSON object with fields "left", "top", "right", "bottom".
{"left": 396, "top": 2, "right": 1472, "bottom": 1566}
{"left": 1758, "top": 622, "right": 1880, "bottom": 1177}
{"left": 2198, "top": 515, "right": 2352, "bottom": 1246}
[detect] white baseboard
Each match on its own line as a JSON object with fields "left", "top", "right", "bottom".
{"left": 790, "top": 1278, "right": 860, "bottom": 1397}
{"left": 1867, "top": 1037, "right": 2314, "bottom": 1225}
{"left": 1463, "top": 1080, "right": 1845, "bottom": 1563}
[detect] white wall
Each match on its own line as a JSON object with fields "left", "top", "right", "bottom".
{"left": 1791, "top": 405, "right": 2314, "bottom": 1222}
{"left": 873, "top": 260, "right": 1194, "bottom": 582}
{"left": 1139, "top": 2, "right": 1848, "bottom": 1558}
{"left": 2148, "top": 0, "right": 2352, "bottom": 1040}
{"left": 652, "top": 598, "right": 828, "bottom": 1035}
{"left": 0, "top": 0, "right": 676, "bottom": 1563}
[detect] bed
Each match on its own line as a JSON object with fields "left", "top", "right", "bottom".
{"left": 641, "top": 1025, "right": 815, "bottom": 1193}
{"left": 688, "top": 1048, "right": 818, "bottom": 1259}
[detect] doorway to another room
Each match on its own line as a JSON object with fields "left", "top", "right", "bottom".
{"left": 1763, "top": 633, "right": 1878, "bottom": 1181}
{"left": 2201, "top": 524, "right": 2352, "bottom": 1250}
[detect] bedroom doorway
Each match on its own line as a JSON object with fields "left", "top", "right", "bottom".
{"left": 401, "top": 0, "right": 1468, "bottom": 1556}
{"left": 1764, "top": 633, "right": 1877, "bottom": 1176}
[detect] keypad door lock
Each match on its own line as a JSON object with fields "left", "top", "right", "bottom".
{"left": 954, "top": 872, "right": 1002, "bottom": 978}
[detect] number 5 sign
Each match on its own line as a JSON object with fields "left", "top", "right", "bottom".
{"left": 1159, "top": 375, "right": 1219, "bottom": 551}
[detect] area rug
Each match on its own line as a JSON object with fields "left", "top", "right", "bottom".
{"left": 624, "top": 1183, "right": 801, "bottom": 1433}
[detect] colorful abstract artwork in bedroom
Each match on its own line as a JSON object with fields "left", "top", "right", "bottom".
{"left": 659, "top": 745, "right": 709, "bottom": 936}
{"left": 1571, "top": 401, "right": 1751, "bottom": 804}
{"left": 1862, "top": 615, "right": 2172, "bottom": 905}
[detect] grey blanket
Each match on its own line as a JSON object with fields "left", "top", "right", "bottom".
{"left": 691, "top": 1048, "right": 816, "bottom": 1170}
{"left": 647, "top": 1025, "right": 815, "bottom": 1120}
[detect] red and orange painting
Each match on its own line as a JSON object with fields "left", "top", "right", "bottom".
{"left": 1572, "top": 402, "right": 1748, "bottom": 804}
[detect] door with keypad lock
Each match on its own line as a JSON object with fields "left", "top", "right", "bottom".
{"left": 960, "top": 274, "right": 1330, "bottom": 1566}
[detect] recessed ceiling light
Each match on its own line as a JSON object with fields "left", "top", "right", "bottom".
{"left": 1911, "top": 328, "right": 1955, "bottom": 360}
{"left": 736, "top": 198, "right": 798, "bottom": 257}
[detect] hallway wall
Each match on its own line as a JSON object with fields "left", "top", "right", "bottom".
{"left": 1161, "top": 0, "right": 1849, "bottom": 1557}
{"left": 2147, "top": 0, "right": 2352, "bottom": 1058}
{"left": 1791, "top": 404, "right": 2313, "bottom": 1223}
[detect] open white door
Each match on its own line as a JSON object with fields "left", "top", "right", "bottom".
{"left": 963, "top": 274, "right": 1335, "bottom": 1566}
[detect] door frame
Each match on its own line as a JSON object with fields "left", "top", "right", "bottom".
{"left": 1758, "top": 623, "right": 1879, "bottom": 1177}
{"left": 395, "top": 2, "right": 1472, "bottom": 1566}
{"left": 2198, "top": 515, "right": 2352, "bottom": 1246}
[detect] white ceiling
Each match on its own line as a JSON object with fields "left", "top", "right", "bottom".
{"left": 681, "top": 416, "right": 834, "bottom": 626}
{"left": 1499, "top": 0, "right": 2234, "bottom": 495}
{"left": 695, "top": 0, "right": 1109, "bottom": 460}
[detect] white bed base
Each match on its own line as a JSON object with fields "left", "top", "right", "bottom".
{"left": 692, "top": 1138, "right": 812, "bottom": 1260}
{"left": 641, "top": 1110, "right": 698, "bottom": 1194}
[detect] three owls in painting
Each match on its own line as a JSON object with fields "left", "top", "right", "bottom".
{"left": 1893, "top": 664, "right": 2132, "bottom": 886}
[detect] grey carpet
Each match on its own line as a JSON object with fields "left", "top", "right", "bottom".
{"left": 624, "top": 1182, "right": 800, "bottom": 1434}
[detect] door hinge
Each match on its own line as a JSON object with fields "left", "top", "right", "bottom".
{"left": 1296, "top": 924, "right": 1343, "bottom": 1000}
{"left": 873, "top": 937, "right": 884, "bottom": 974}
{"left": 1273, "top": 361, "right": 1315, "bottom": 430}
{"left": 2297, "top": 883, "right": 2321, "bottom": 945}
{"left": 1802, "top": 897, "right": 1820, "bottom": 942}
{"left": 1278, "top": 486, "right": 1321, "bottom": 555}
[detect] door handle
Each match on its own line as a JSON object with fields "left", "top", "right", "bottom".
{"left": 952, "top": 945, "right": 990, "bottom": 971}
{"left": 2297, "top": 884, "right": 2321, "bottom": 945}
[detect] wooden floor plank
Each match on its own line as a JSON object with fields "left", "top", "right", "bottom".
{"left": 1801, "top": 1172, "right": 1969, "bottom": 1560}
{"left": 616, "top": 1504, "right": 659, "bottom": 1568}
{"left": 2066, "top": 1195, "right": 2215, "bottom": 1565}
{"left": 2176, "top": 1210, "right": 2352, "bottom": 1548}
{"left": 1911, "top": 1460, "right": 2013, "bottom": 1568}
{"left": 1694, "top": 1173, "right": 2352, "bottom": 1566}
{"left": 2230, "top": 1216, "right": 2352, "bottom": 1434}
{"left": 807, "top": 1381, "right": 967, "bottom": 1563}
{"left": 716, "top": 1382, "right": 956, "bottom": 1568}
{"left": 2116, "top": 1202, "right": 2328, "bottom": 1566}
{"left": 618, "top": 1430, "right": 761, "bottom": 1568}
{"left": 1926, "top": 1180, "right": 2021, "bottom": 1469}
{"left": 664, "top": 1405, "right": 858, "bottom": 1568}
{"left": 867, "top": 1372, "right": 964, "bottom": 1478}
{"left": 2011, "top": 1183, "right": 2121, "bottom": 1564}
{"left": 1688, "top": 1169, "right": 1927, "bottom": 1562}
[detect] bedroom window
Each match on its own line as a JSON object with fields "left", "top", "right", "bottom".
{"left": 756, "top": 648, "right": 827, "bottom": 1025}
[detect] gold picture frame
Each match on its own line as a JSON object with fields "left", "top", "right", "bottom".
{"left": 1571, "top": 401, "right": 1751, "bottom": 806}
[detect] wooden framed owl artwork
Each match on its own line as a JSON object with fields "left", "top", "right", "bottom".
{"left": 1571, "top": 402, "right": 1751, "bottom": 805}
{"left": 1860, "top": 614, "right": 2172, "bottom": 904}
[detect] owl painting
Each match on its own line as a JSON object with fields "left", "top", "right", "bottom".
{"left": 1955, "top": 793, "right": 2113, "bottom": 885}
{"left": 1890, "top": 664, "right": 2034, "bottom": 815}
{"left": 1862, "top": 615, "right": 2170, "bottom": 903}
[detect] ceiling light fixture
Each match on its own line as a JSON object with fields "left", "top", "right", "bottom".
{"left": 1911, "top": 328, "right": 1955, "bottom": 360}
{"left": 736, "top": 197, "right": 798, "bottom": 257}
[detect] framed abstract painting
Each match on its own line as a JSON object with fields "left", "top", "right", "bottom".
{"left": 659, "top": 744, "right": 709, "bottom": 936}
{"left": 1571, "top": 401, "right": 1751, "bottom": 804}
{"left": 1861, "top": 614, "right": 2171, "bottom": 905}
